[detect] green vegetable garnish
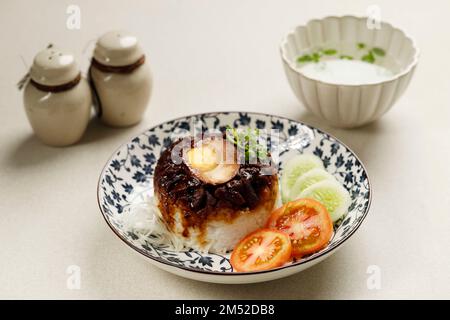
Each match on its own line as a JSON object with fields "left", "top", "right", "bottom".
{"left": 311, "top": 52, "right": 321, "bottom": 62}
{"left": 296, "top": 43, "right": 386, "bottom": 65}
{"left": 226, "top": 126, "right": 268, "bottom": 162}
{"left": 323, "top": 49, "right": 337, "bottom": 55}
{"left": 361, "top": 51, "right": 375, "bottom": 63}
{"left": 297, "top": 54, "right": 313, "bottom": 63}
{"left": 371, "top": 47, "right": 385, "bottom": 56}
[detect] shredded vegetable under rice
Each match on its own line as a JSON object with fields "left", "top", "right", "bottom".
{"left": 118, "top": 193, "right": 186, "bottom": 251}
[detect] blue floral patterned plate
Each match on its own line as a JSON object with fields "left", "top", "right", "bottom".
{"left": 97, "top": 112, "right": 371, "bottom": 284}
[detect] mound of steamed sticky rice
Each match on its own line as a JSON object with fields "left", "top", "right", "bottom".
{"left": 153, "top": 134, "right": 278, "bottom": 253}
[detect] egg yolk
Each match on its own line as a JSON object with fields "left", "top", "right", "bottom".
{"left": 187, "top": 146, "right": 218, "bottom": 171}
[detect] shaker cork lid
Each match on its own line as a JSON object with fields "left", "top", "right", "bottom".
{"left": 30, "top": 47, "right": 79, "bottom": 86}
{"left": 93, "top": 30, "right": 144, "bottom": 67}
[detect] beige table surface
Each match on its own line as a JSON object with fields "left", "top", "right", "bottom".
{"left": 1, "top": 0, "right": 449, "bottom": 299}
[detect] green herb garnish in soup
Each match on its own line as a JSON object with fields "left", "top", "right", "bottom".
{"left": 361, "top": 51, "right": 375, "bottom": 63}
{"left": 322, "top": 49, "right": 337, "bottom": 55}
{"left": 371, "top": 47, "right": 386, "bottom": 56}
{"left": 297, "top": 54, "right": 313, "bottom": 63}
{"left": 295, "top": 43, "right": 396, "bottom": 85}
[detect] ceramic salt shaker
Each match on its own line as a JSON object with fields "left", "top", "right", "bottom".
{"left": 90, "top": 31, "right": 152, "bottom": 127}
{"left": 23, "top": 47, "right": 92, "bottom": 146}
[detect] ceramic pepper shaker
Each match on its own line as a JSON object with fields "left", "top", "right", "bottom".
{"left": 89, "top": 31, "right": 152, "bottom": 127}
{"left": 23, "top": 47, "right": 92, "bottom": 146}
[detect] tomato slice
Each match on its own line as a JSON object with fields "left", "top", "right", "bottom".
{"left": 266, "top": 198, "right": 333, "bottom": 258}
{"left": 230, "top": 229, "right": 292, "bottom": 272}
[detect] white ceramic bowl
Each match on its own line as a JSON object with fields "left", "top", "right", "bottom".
{"left": 280, "top": 16, "right": 419, "bottom": 128}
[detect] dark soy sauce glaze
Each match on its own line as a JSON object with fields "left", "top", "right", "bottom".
{"left": 154, "top": 136, "right": 278, "bottom": 236}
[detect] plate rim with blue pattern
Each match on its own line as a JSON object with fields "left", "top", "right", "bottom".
{"left": 97, "top": 111, "right": 372, "bottom": 279}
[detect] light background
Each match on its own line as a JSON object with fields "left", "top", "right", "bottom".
{"left": 0, "top": 0, "right": 449, "bottom": 299}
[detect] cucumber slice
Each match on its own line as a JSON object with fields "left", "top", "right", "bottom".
{"left": 288, "top": 168, "right": 335, "bottom": 201}
{"left": 281, "top": 154, "right": 324, "bottom": 202}
{"left": 299, "top": 180, "right": 351, "bottom": 222}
